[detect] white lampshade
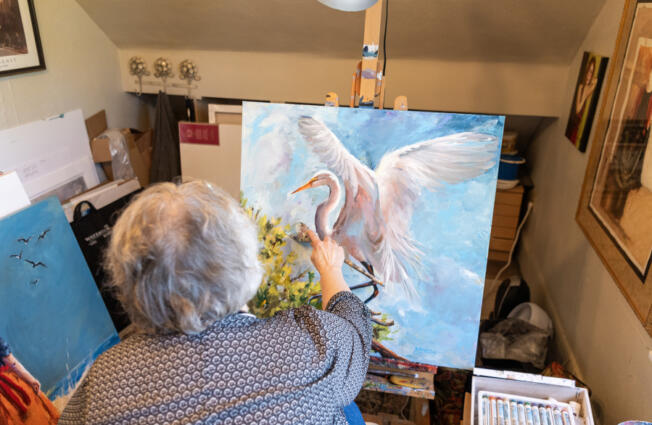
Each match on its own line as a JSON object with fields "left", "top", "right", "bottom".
{"left": 318, "top": 0, "right": 379, "bottom": 12}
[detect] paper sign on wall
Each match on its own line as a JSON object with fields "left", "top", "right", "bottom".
{"left": 179, "top": 122, "right": 219, "bottom": 145}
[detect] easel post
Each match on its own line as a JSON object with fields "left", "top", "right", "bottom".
{"left": 324, "top": 2, "right": 430, "bottom": 418}
{"left": 359, "top": 0, "right": 383, "bottom": 107}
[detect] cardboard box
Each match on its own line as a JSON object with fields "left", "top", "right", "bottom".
{"left": 85, "top": 110, "right": 152, "bottom": 187}
{"left": 134, "top": 129, "right": 153, "bottom": 173}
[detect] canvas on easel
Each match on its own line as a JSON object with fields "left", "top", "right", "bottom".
{"left": 241, "top": 101, "right": 504, "bottom": 368}
{"left": 0, "top": 198, "right": 118, "bottom": 402}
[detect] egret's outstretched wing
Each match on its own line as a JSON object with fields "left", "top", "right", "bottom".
{"left": 298, "top": 117, "right": 376, "bottom": 198}
{"left": 374, "top": 132, "right": 498, "bottom": 298}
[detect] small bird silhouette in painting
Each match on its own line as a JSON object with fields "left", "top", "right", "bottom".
{"left": 17, "top": 236, "right": 32, "bottom": 245}
{"left": 24, "top": 259, "right": 46, "bottom": 268}
{"left": 9, "top": 250, "right": 23, "bottom": 260}
{"left": 37, "top": 228, "right": 51, "bottom": 241}
{"left": 30, "top": 279, "right": 39, "bottom": 286}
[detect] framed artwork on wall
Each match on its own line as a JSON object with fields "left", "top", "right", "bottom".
{"left": 565, "top": 52, "right": 609, "bottom": 152}
{"left": 577, "top": 0, "right": 652, "bottom": 337}
{"left": 0, "top": 0, "right": 45, "bottom": 76}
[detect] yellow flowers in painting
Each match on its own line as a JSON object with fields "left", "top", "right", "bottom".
{"left": 242, "top": 198, "right": 394, "bottom": 343}
{"left": 242, "top": 199, "right": 322, "bottom": 317}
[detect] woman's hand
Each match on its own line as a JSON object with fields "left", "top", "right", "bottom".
{"left": 306, "top": 229, "right": 344, "bottom": 276}
{"left": 305, "top": 229, "right": 350, "bottom": 307}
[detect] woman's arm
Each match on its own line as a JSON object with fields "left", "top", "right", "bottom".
{"left": 304, "top": 229, "right": 372, "bottom": 406}
{"left": 3, "top": 354, "right": 41, "bottom": 393}
{"left": 305, "top": 229, "right": 350, "bottom": 307}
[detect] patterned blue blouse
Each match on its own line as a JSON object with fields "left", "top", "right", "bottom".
{"left": 59, "top": 291, "right": 372, "bottom": 424}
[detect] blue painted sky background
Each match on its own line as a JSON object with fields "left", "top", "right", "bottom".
{"left": 0, "top": 198, "right": 118, "bottom": 399}
{"left": 241, "top": 102, "right": 504, "bottom": 368}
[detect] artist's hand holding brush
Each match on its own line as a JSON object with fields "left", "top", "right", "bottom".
{"left": 305, "top": 229, "right": 351, "bottom": 307}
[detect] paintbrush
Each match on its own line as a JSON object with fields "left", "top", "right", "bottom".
{"left": 367, "top": 368, "right": 418, "bottom": 379}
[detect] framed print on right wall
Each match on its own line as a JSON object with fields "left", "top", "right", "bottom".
{"left": 577, "top": 0, "right": 652, "bottom": 337}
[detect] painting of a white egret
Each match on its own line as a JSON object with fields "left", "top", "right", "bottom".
{"left": 241, "top": 102, "right": 504, "bottom": 368}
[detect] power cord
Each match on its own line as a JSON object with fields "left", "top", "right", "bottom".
{"left": 491, "top": 201, "right": 534, "bottom": 287}
{"left": 382, "top": 0, "right": 389, "bottom": 76}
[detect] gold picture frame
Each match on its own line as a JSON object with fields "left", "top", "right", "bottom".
{"left": 577, "top": 0, "right": 652, "bottom": 337}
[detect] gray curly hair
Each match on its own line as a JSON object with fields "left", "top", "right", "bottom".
{"left": 106, "top": 181, "right": 262, "bottom": 334}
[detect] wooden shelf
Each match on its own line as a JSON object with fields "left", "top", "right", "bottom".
{"left": 489, "top": 185, "right": 525, "bottom": 262}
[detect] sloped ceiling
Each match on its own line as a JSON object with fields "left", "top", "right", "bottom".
{"left": 77, "top": 0, "right": 607, "bottom": 64}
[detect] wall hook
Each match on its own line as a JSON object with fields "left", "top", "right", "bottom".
{"left": 178, "top": 60, "right": 201, "bottom": 97}
{"left": 153, "top": 57, "right": 174, "bottom": 93}
{"left": 128, "top": 56, "right": 150, "bottom": 96}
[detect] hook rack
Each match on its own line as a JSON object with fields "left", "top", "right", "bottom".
{"left": 129, "top": 58, "right": 201, "bottom": 97}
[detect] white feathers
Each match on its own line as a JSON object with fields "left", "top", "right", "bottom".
{"left": 297, "top": 117, "right": 498, "bottom": 301}
{"left": 297, "top": 117, "right": 377, "bottom": 198}
{"left": 375, "top": 132, "right": 497, "bottom": 300}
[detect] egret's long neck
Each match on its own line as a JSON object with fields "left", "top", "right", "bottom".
{"left": 315, "top": 177, "right": 341, "bottom": 240}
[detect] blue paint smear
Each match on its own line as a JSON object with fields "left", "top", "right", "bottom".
{"left": 241, "top": 102, "right": 504, "bottom": 369}
{"left": 0, "top": 198, "right": 118, "bottom": 399}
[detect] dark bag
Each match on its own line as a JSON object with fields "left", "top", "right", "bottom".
{"left": 70, "top": 194, "right": 139, "bottom": 331}
{"left": 491, "top": 276, "right": 530, "bottom": 320}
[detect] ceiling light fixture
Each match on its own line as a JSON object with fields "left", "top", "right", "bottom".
{"left": 317, "top": 0, "right": 378, "bottom": 12}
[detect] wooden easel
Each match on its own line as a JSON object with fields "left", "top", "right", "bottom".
{"left": 325, "top": 2, "right": 431, "bottom": 423}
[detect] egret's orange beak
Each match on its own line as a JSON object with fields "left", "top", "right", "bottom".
{"left": 291, "top": 177, "right": 317, "bottom": 194}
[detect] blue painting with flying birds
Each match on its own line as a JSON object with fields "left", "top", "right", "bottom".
{"left": 241, "top": 102, "right": 504, "bottom": 368}
{"left": 0, "top": 198, "right": 118, "bottom": 400}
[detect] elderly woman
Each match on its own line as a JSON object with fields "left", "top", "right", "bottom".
{"left": 59, "top": 181, "right": 371, "bottom": 425}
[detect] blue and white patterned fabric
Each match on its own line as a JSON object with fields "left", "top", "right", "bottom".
{"left": 59, "top": 291, "right": 372, "bottom": 424}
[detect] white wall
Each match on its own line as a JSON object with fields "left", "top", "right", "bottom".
{"left": 117, "top": 48, "right": 567, "bottom": 117}
{"left": 519, "top": 0, "right": 652, "bottom": 422}
{"left": 0, "top": 0, "right": 145, "bottom": 131}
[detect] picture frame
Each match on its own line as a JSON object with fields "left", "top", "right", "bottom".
{"left": 577, "top": 0, "right": 652, "bottom": 337}
{"left": 565, "top": 51, "right": 609, "bottom": 152}
{"left": 0, "top": 0, "right": 45, "bottom": 76}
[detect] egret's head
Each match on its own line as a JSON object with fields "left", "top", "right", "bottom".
{"left": 291, "top": 170, "right": 338, "bottom": 194}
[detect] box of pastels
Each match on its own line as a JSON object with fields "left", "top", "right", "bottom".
{"left": 471, "top": 369, "right": 594, "bottom": 425}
